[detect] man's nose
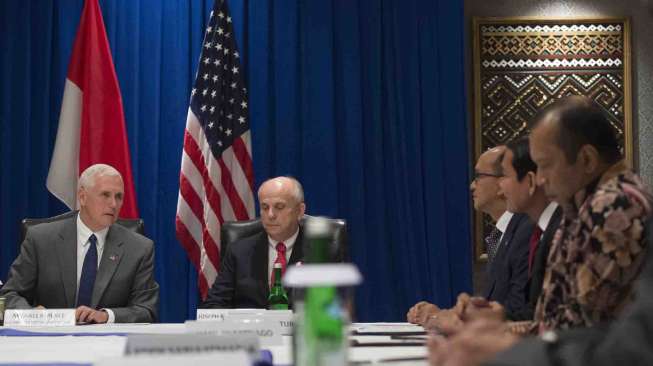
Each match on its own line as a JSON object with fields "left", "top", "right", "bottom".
{"left": 266, "top": 207, "right": 276, "bottom": 218}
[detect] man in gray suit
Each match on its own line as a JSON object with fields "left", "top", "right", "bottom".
{"left": 0, "top": 164, "right": 159, "bottom": 323}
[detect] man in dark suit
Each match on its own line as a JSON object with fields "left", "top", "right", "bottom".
{"left": 0, "top": 164, "right": 159, "bottom": 323}
{"left": 408, "top": 146, "right": 534, "bottom": 328}
{"left": 495, "top": 137, "right": 563, "bottom": 321}
{"left": 480, "top": 212, "right": 532, "bottom": 317}
{"left": 202, "top": 176, "right": 340, "bottom": 309}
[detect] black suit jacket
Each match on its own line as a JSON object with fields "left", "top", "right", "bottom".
{"left": 201, "top": 230, "right": 306, "bottom": 309}
{"left": 482, "top": 213, "right": 533, "bottom": 316}
{"left": 507, "top": 206, "right": 563, "bottom": 321}
{"left": 485, "top": 218, "right": 653, "bottom": 366}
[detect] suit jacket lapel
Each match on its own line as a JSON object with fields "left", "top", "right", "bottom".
{"left": 540, "top": 207, "right": 562, "bottom": 248}
{"left": 483, "top": 215, "right": 520, "bottom": 298}
{"left": 253, "top": 232, "right": 269, "bottom": 303}
{"left": 498, "top": 215, "right": 519, "bottom": 252}
{"left": 56, "top": 216, "right": 78, "bottom": 308}
{"left": 288, "top": 229, "right": 304, "bottom": 265}
{"left": 91, "top": 225, "right": 124, "bottom": 307}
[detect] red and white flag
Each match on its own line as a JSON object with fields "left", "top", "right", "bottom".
{"left": 176, "top": 0, "right": 255, "bottom": 299}
{"left": 47, "top": 0, "right": 139, "bottom": 218}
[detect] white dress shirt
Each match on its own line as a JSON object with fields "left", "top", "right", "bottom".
{"left": 495, "top": 211, "right": 514, "bottom": 244}
{"left": 537, "top": 202, "right": 559, "bottom": 234}
{"left": 76, "top": 215, "right": 115, "bottom": 323}
{"left": 267, "top": 228, "right": 299, "bottom": 284}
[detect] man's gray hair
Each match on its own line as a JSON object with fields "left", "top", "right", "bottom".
{"left": 259, "top": 176, "right": 304, "bottom": 203}
{"left": 286, "top": 176, "right": 304, "bottom": 203}
{"left": 78, "top": 164, "right": 122, "bottom": 189}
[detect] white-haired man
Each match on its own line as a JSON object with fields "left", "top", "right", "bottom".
{"left": 0, "top": 164, "right": 159, "bottom": 323}
{"left": 201, "top": 176, "right": 344, "bottom": 308}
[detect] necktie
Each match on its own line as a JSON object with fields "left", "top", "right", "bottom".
{"left": 77, "top": 234, "right": 98, "bottom": 307}
{"left": 485, "top": 227, "right": 502, "bottom": 266}
{"left": 270, "top": 242, "right": 287, "bottom": 289}
{"left": 528, "top": 226, "right": 544, "bottom": 276}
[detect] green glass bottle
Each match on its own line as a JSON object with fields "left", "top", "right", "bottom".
{"left": 268, "top": 263, "right": 289, "bottom": 310}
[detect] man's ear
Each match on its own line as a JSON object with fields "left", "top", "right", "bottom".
{"left": 527, "top": 171, "right": 537, "bottom": 196}
{"left": 578, "top": 144, "right": 601, "bottom": 174}
{"left": 77, "top": 187, "right": 87, "bottom": 207}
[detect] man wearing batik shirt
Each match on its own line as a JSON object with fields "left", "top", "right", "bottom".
{"left": 529, "top": 96, "right": 652, "bottom": 332}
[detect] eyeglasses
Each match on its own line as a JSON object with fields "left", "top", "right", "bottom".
{"left": 473, "top": 172, "right": 503, "bottom": 182}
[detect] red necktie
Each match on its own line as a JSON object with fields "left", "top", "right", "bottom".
{"left": 270, "top": 242, "right": 287, "bottom": 288}
{"left": 528, "top": 226, "right": 543, "bottom": 277}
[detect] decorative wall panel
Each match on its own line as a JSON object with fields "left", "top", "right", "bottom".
{"left": 472, "top": 17, "right": 632, "bottom": 259}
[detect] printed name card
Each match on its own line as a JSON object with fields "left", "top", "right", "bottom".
{"left": 96, "top": 352, "right": 251, "bottom": 366}
{"left": 4, "top": 309, "right": 76, "bottom": 327}
{"left": 124, "top": 334, "right": 259, "bottom": 357}
{"left": 264, "top": 310, "right": 294, "bottom": 336}
{"left": 196, "top": 308, "right": 265, "bottom": 321}
{"left": 186, "top": 317, "right": 284, "bottom": 346}
{"left": 196, "top": 309, "right": 294, "bottom": 335}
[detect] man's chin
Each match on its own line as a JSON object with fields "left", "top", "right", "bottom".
{"left": 264, "top": 226, "right": 281, "bottom": 235}
{"left": 102, "top": 217, "right": 117, "bottom": 228}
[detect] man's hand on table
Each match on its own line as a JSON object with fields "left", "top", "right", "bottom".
{"left": 407, "top": 301, "right": 440, "bottom": 325}
{"left": 75, "top": 306, "right": 109, "bottom": 324}
{"left": 462, "top": 297, "right": 505, "bottom": 322}
{"left": 428, "top": 318, "right": 520, "bottom": 366}
{"left": 425, "top": 309, "right": 464, "bottom": 335}
{"left": 423, "top": 293, "right": 471, "bottom": 335}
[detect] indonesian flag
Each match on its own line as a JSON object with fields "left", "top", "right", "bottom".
{"left": 47, "top": 0, "right": 138, "bottom": 218}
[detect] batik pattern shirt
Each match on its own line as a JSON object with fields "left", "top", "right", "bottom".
{"left": 534, "top": 162, "right": 652, "bottom": 332}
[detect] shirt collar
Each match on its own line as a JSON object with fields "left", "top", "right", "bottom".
{"left": 268, "top": 227, "right": 300, "bottom": 251}
{"left": 537, "top": 202, "right": 559, "bottom": 232}
{"left": 568, "top": 160, "right": 629, "bottom": 214}
{"left": 495, "top": 211, "right": 514, "bottom": 234}
{"left": 77, "top": 213, "right": 109, "bottom": 248}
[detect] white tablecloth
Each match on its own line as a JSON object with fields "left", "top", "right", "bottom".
{"left": 0, "top": 323, "right": 428, "bottom": 365}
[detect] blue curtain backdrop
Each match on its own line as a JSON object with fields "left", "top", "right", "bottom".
{"left": 0, "top": 0, "right": 471, "bottom": 322}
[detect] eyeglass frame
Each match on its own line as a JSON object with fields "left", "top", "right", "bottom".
{"left": 472, "top": 171, "right": 503, "bottom": 182}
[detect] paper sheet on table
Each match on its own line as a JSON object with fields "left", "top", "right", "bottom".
{"left": 353, "top": 324, "right": 425, "bottom": 334}
{"left": 350, "top": 335, "right": 426, "bottom": 347}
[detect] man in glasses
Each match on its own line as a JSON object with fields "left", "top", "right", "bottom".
{"left": 407, "top": 146, "right": 533, "bottom": 327}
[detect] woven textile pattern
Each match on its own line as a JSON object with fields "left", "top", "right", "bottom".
{"left": 479, "top": 22, "right": 627, "bottom": 152}
{"left": 474, "top": 19, "right": 631, "bottom": 260}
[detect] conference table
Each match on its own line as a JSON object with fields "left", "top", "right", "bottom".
{"left": 0, "top": 322, "right": 428, "bottom": 365}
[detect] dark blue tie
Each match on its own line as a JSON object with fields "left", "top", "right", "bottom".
{"left": 77, "top": 234, "right": 98, "bottom": 307}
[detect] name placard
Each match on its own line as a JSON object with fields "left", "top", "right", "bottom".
{"left": 186, "top": 317, "right": 284, "bottom": 346}
{"left": 4, "top": 309, "right": 76, "bottom": 327}
{"left": 96, "top": 352, "right": 251, "bottom": 366}
{"left": 262, "top": 310, "right": 294, "bottom": 336}
{"left": 196, "top": 309, "right": 294, "bottom": 335}
{"left": 124, "top": 334, "right": 259, "bottom": 357}
{"left": 196, "top": 308, "right": 265, "bottom": 322}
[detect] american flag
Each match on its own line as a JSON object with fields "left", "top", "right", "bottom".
{"left": 176, "top": 0, "right": 255, "bottom": 300}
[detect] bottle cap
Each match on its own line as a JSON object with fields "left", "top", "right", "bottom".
{"left": 303, "top": 216, "right": 331, "bottom": 237}
{"left": 283, "top": 263, "right": 362, "bottom": 287}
